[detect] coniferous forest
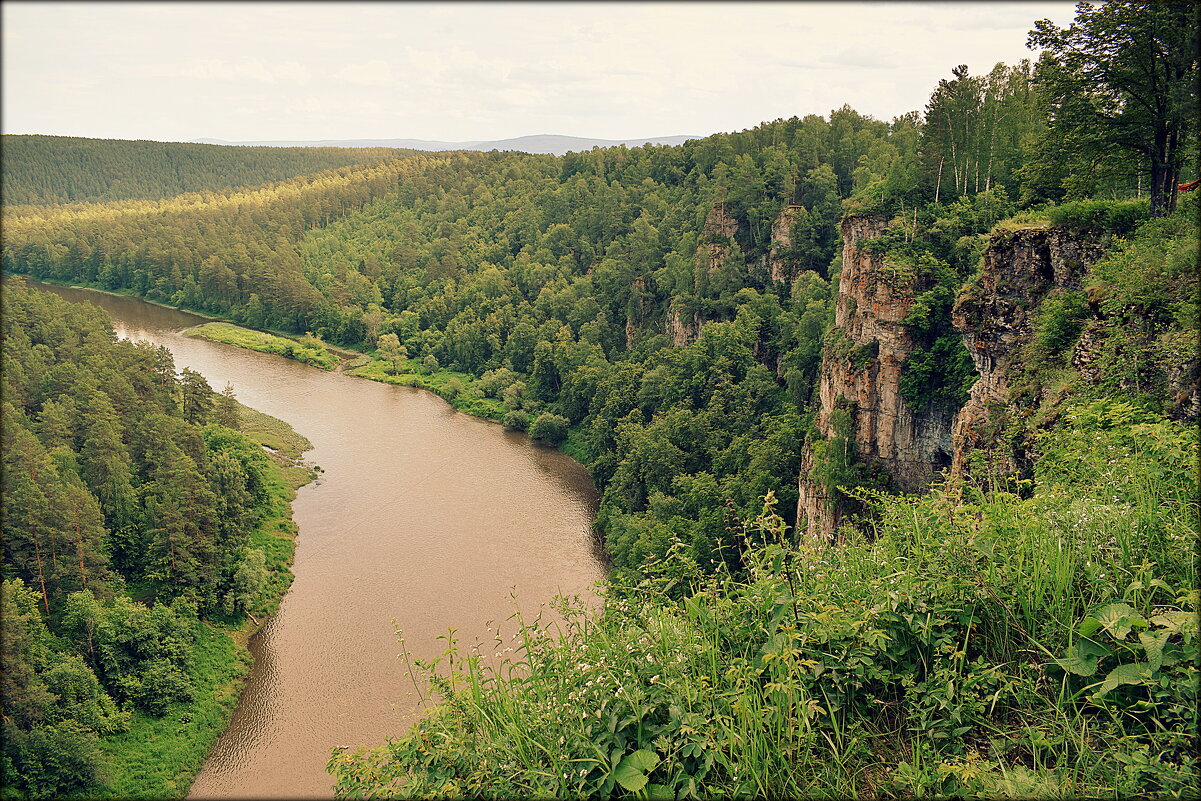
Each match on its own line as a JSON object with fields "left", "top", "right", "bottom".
{"left": 2, "top": 1, "right": 1198, "bottom": 798}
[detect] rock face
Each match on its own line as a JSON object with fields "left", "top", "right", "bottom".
{"left": 666, "top": 303, "right": 702, "bottom": 347}
{"left": 664, "top": 202, "right": 740, "bottom": 345}
{"left": 768, "top": 205, "right": 804, "bottom": 282}
{"left": 950, "top": 225, "right": 1106, "bottom": 477}
{"left": 796, "top": 215, "right": 957, "bottom": 541}
{"left": 698, "top": 202, "right": 737, "bottom": 273}
{"left": 798, "top": 217, "right": 1191, "bottom": 542}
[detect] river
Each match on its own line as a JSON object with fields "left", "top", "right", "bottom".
{"left": 26, "top": 282, "right": 605, "bottom": 799}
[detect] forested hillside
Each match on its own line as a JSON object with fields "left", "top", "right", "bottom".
{"left": 1, "top": 60, "right": 1071, "bottom": 580}
{"left": 0, "top": 281, "right": 310, "bottom": 798}
{"left": 1, "top": 135, "right": 408, "bottom": 207}
{"left": 1, "top": 1, "right": 1197, "bottom": 797}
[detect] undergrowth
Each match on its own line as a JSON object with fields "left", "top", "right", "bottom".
{"left": 328, "top": 398, "right": 1198, "bottom": 799}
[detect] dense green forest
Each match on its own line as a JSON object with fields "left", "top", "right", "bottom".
{"left": 1, "top": 135, "right": 409, "bottom": 207}
{"left": 2, "top": 1, "right": 1197, "bottom": 797}
{"left": 0, "top": 281, "right": 312, "bottom": 798}
{"left": 0, "top": 57, "right": 1092, "bottom": 579}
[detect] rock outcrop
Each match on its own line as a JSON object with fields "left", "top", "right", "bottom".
{"left": 768, "top": 205, "right": 804, "bottom": 283}
{"left": 666, "top": 303, "right": 702, "bottom": 347}
{"left": 799, "top": 215, "right": 1192, "bottom": 542}
{"left": 697, "top": 202, "right": 737, "bottom": 273}
{"left": 796, "top": 215, "right": 957, "bottom": 541}
{"left": 663, "top": 202, "right": 741, "bottom": 345}
{"left": 950, "top": 225, "right": 1107, "bottom": 477}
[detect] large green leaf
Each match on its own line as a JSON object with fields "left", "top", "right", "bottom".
{"left": 1090, "top": 662, "right": 1152, "bottom": 701}
{"left": 1149, "top": 610, "right": 1197, "bottom": 637}
{"left": 1138, "top": 630, "right": 1170, "bottom": 672}
{"left": 1089, "top": 602, "right": 1148, "bottom": 641}
{"left": 613, "top": 749, "right": 660, "bottom": 793}
{"left": 1054, "top": 638, "right": 1112, "bottom": 676}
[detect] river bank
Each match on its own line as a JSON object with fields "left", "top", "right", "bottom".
{"left": 20, "top": 277, "right": 604, "bottom": 798}
{"left": 14, "top": 276, "right": 575, "bottom": 453}
{"left": 94, "top": 402, "right": 316, "bottom": 799}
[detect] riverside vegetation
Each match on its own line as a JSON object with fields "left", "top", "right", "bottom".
{"left": 2, "top": 1, "right": 1198, "bottom": 797}
{"left": 1, "top": 282, "right": 315, "bottom": 798}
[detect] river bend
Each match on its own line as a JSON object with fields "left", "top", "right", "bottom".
{"left": 29, "top": 283, "right": 604, "bottom": 799}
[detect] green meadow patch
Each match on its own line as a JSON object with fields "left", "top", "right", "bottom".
{"left": 184, "top": 322, "right": 338, "bottom": 370}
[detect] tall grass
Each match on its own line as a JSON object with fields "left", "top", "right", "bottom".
{"left": 329, "top": 399, "right": 1197, "bottom": 798}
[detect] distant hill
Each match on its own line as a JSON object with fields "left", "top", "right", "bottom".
{"left": 1, "top": 135, "right": 409, "bottom": 206}
{"left": 192, "top": 133, "right": 699, "bottom": 156}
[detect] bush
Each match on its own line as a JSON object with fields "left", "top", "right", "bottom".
{"left": 1033, "top": 290, "right": 1090, "bottom": 360}
{"left": 503, "top": 410, "right": 529, "bottom": 431}
{"left": 479, "top": 368, "right": 518, "bottom": 399}
{"left": 899, "top": 334, "right": 977, "bottom": 409}
{"left": 1046, "top": 198, "right": 1151, "bottom": 235}
{"left": 528, "top": 412, "right": 569, "bottom": 444}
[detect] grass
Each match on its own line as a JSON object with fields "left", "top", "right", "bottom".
{"left": 92, "top": 620, "right": 250, "bottom": 799}
{"left": 347, "top": 357, "right": 508, "bottom": 421}
{"left": 90, "top": 405, "right": 315, "bottom": 799}
{"left": 184, "top": 322, "right": 338, "bottom": 370}
{"left": 235, "top": 400, "right": 316, "bottom": 493}
{"left": 329, "top": 399, "right": 1198, "bottom": 799}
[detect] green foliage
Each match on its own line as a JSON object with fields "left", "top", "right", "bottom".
{"left": 503, "top": 409, "right": 530, "bottom": 432}
{"left": 1044, "top": 198, "right": 1152, "bottom": 235}
{"left": 528, "top": 412, "right": 569, "bottom": 444}
{"left": 1074, "top": 198, "right": 1199, "bottom": 413}
{"left": 0, "top": 135, "right": 408, "bottom": 207}
{"left": 2, "top": 719, "right": 104, "bottom": 799}
{"left": 1028, "top": 1, "right": 1199, "bottom": 216}
{"left": 809, "top": 407, "right": 876, "bottom": 503}
{"left": 221, "top": 548, "right": 269, "bottom": 616}
{"left": 899, "top": 334, "right": 978, "bottom": 409}
{"left": 184, "top": 322, "right": 338, "bottom": 370}
{"left": 331, "top": 397, "right": 1196, "bottom": 798}
{"left": 1, "top": 282, "right": 313, "bottom": 798}
{"left": 1031, "top": 289, "right": 1090, "bottom": 362}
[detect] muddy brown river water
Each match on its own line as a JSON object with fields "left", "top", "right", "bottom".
{"left": 28, "top": 282, "right": 605, "bottom": 799}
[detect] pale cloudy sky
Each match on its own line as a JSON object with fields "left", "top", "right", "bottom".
{"left": 2, "top": 1, "right": 1080, "bottom": 143}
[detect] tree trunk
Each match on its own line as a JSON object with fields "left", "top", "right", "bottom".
{"left": 33, "top": 536, "right": 50, "bottom": 616}
{"left": 1150, "top": 124, "right": 1181, "bottom": 217}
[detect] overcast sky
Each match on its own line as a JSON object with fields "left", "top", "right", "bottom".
{"left": 2, "top": 1, "right": 1080, "bottom": 144}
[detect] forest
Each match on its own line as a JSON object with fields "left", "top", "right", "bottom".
{"left": 1, "top": 282, "right": 313, "bottom": 797}
{"left": 1, "top": 136, "right": 408, "bottom": 207}
{"left": 1, "top": 0, "right": 1197, "bottom": 797}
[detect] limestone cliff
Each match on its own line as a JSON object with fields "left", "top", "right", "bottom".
{"left": 768, "top": 205, "right": 804, "bottom": 283}
{"left": 796, "top": 215, "right": 957, "bottom": 541}
{"left": 666, "top": 304, "right": 702, "bottom": 347}
{"left": 950, "top": 225, "right": 1107, "bottom": 477}
{"left": 664, "top": 202, "right": 740, "bottom": 345}
{"left": 698, "top": 201, "right": 737, "bottom": 273}
{"left": 797, "top": 214, "right": 1193, "bottom": 542}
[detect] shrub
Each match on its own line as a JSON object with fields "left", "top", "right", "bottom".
{"left": 1045, "top": 198, "right": 1151, "bottom": 235}
{"left": 528, "top": 412, "right": 569, "bottom": 444}
{"left": 503, "top": 410, "right": 529, "bottom": 431}
{"left": 1033, "top": 290, "right": 1090, "bottom": 361}
{"left": 441, "top": 377, "right": 465, "bottom": 400}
